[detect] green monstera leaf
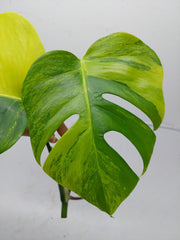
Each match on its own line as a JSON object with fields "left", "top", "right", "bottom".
{"left": 22, "top": 33, "right": 164, "bottom": 215}
{"left": 0, "top": 12, "right": 45, "bottom": 153}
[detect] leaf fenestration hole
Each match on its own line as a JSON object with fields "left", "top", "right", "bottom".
{"left": 64, "top": 114, "right": 79, "bottom": 129}
{"left": 102, "top": 93, "right": 153, "bottom": 129}
{"left": 54, "top": 114, "right": 80, "bottom": 140}
{"left": 104, "top": 131, "right": 143, "bottom": 177}
{"left": 41, "top": 144, "right": 49, "bottom": 167}
{"left": 40, "top": 114, "right": 79, "bottom": 167}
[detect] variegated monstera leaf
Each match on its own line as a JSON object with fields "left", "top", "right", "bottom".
{"left": 22, "top": 33, "right": 164, "bottom": 215}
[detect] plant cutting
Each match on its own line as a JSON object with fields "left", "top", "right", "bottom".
{"left": 0, "top": 12, "right": 164, "bottom": 218}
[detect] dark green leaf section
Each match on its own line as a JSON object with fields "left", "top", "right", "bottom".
{"left": 0, "top": 96, "right": 27, "bottom": 153}
{"left": 22, "top": 33, "right": 164, "bottom": 215}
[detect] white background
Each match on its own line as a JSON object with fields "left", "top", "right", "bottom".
{"left": 0, "top": 0, "right": 180, "bottom": 239}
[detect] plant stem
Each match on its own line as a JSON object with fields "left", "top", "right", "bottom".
{"left": 58, "top": 184, "right": 70, "bottom": 218}
{"left": 46, "top": 141, "right": 52, "bottom": 152}
{"left": 46, "top": 141, "right": 70, "bottom": 218}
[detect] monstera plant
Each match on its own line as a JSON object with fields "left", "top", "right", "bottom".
{"left": 0, "top": 12, "right": 164, "bottom": 218}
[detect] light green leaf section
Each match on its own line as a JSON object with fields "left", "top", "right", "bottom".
{"left": 22, "top": 33, "right": 164, "bottom": 215}
{"left": 0, "top": 12, "right": 45, "bottom": 153}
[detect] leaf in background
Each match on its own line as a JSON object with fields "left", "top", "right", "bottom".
{"left": 0, "top": 12, "right": 45, "bottom": 153}
{"left": 22, "top": 33, "right": 164, "bottom": 215}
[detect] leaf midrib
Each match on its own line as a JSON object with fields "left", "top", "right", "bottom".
{"left": 80, "top": 59, "right": 108, "bottom": 211}
{"left": 80, "top": 59, "right": 98, "bottom": 156}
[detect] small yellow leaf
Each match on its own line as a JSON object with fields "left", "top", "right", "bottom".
{"left": 0, "top": 12, "right": 45, "bottom": 99}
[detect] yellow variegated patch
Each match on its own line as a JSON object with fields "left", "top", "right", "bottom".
{"left": 0, "top": 12, "right": 45, "bottom": 99}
